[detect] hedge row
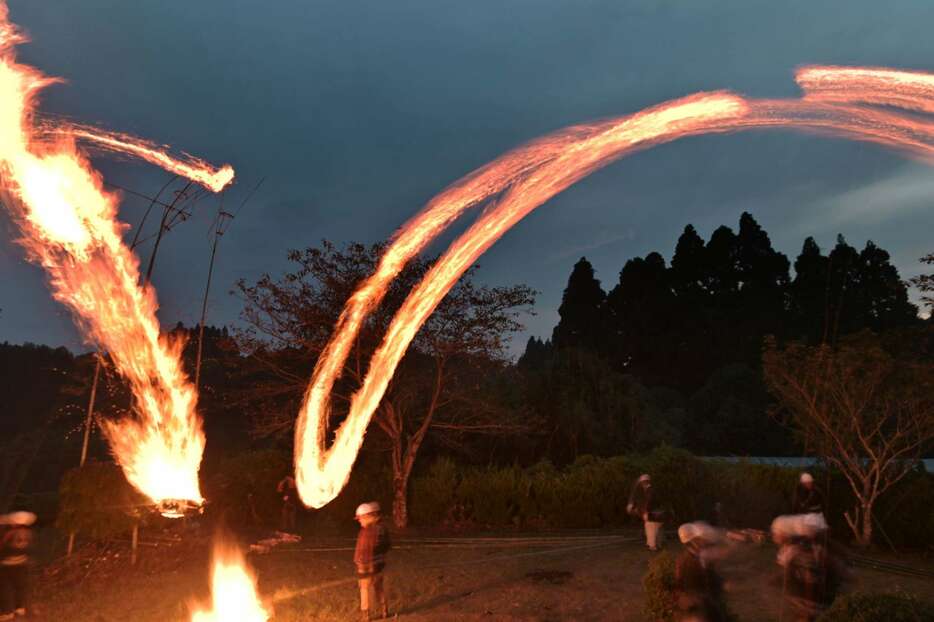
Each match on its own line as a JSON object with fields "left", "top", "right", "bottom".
{"left": 410, "top": 446, "right": 798, "bottom": 531}
{"left": 53, "top": 447, "right": 934, "bottom": 549}
{"left": 408, "top": 447, "right": 934, "bottom": 548}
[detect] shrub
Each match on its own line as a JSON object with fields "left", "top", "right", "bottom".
{"left": 642, "top": 550, "right": 676, "bottom": 622}
{"left": 406, "top": 450, "right": 934, "bottom": 548}
{"left": 819, "top": 592, "right": 934, "bottom": 622}
{"left": 203, "top": 449, "right": 290, "bottom": 528}
{"left": 56, "top": 461, "right": 147, "bottom": 540}
{"left": 410, "top": 457, "right": 460, "bottom": 526}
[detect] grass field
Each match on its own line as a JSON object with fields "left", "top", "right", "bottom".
{"left": 29, "top": 528, "right": 934, "bottom": 621}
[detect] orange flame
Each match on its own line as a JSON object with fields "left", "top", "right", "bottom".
{"left": 293, "top": 68, "right": 934, "bottom": 509}
{"left": 0, "top": 3, "right": 232, "bottom": 505}
{"left": 190, "top": 542, "right": 271, "bottom": 622}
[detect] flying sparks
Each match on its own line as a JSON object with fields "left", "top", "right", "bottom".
{"left": 293, "top": 67, "right": 934, "bottom": 509}
{"left": 0, "top": 3, "right": 232, "bottom": 505}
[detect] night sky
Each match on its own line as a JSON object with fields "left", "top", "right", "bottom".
{"left": 2, "top": 0, "right": 933, "bottom": 355}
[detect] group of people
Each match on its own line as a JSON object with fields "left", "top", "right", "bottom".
{"left": 0, "top": 511, "right": 34, "bottom": 621}
{"left": 629, "top": 471, "right": 848, "bottom": 622}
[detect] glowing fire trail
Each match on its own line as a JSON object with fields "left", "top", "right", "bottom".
{"left": 799, "top": 65, "right": 934, "bottom": 115}
{"left": 0, "top": 3, "right": 232, "bottom": 505}
{"left": 294, "top": 67, "right": 934, "bottom": 509}
{"left": 45, "top": 123, "right": 234, "bottom": 193}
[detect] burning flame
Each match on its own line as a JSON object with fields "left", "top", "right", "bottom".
{"left": 190, "top": 542, "right": 270, "bottom": 622}
{"left": 0, "top": 2, "right": 232, "bottom": 505}
{"left": 293, "top": 67, "right": 934, "bottom": 508}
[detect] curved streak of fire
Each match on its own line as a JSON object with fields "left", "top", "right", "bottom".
{"left": 294, "top": 67, "right": 934, "bottom": 508}
{"left": 0, "top": 5, "right": 232, "bottom": 505}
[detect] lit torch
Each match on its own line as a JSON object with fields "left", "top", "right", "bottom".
{"left": 0, "top": 2, "right": 232, "bottom": 509}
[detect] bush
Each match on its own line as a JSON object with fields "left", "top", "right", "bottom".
{"left": 642, "top": 550, "right": 676, "bottom": 622}
{"left": 203, "top": 449, "right": 290, "bottom": 528}
{"left": 405, "top": 449, "right": 934, "bottom": 548}
{"left": 410, "top": 457, "right": 461, "bottom": 526}
{"left": 819, "top": 592, "right": 934, "bottom": 622}
{"left": 56, "top": 461, "right": 147, "bottom": 539}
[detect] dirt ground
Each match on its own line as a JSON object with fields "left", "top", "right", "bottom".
{"left": 29, "top": 529, "right": 934, "bottom": 621}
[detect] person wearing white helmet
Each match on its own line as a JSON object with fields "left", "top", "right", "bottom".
{"left": 353, "top": 502, "right": 391, "bottom": 621}
{"left": 628, "top": 474, "right": 666, "bottom": 551}
{"left": 0, "top": 511, "right": 36, "bottom": 620}
{"left": 674, "top": 522, "right": 730, "bottom": 622}
{"left": 792, "top": 472, "right": 825, "bottom": 516}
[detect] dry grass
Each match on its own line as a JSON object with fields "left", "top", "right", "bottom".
{"left": 30, "top": 529, "right": 934, "bottom": 621}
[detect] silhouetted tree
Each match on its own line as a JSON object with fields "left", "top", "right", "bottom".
{"left": 606, "top": 252, "right": 678, "bottom": 385}
{"left": 910, "top": 252, "right": 934, "bottom": 314}
{"left": 790, "top": 235, "right": 917, "bottom": 343}
{"left": 235, "top": 241, "right": 535, "bottom": 527}
{"left": 552, "top": 257, "right": 607, "bottom": 351}
{"left": 764, "top": 333, "right": 934, "bottom": 547}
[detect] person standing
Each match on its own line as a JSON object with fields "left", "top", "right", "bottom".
{"left": 792, "top": 472, "right": 825, "bottom": 516}
{"left": 276, "top": 475, "right": 298, "bottom": 533}
{"left": 0, "top": 511, "right": 35, "bottom": 621}
{"left": 628, "top": 474, "right": 665, "bottom": 551}
{"left": 354, "top": 502, "right": 391, "bottom": 621}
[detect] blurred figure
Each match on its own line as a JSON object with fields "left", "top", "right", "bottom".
{"left": 0, "top": 511, "right": 36, "bottom": 621}
{"left": 792, "top": 472, "right": 825, "bottom": 516}
{"left": 772, "top": 513, "right": 848, "bottom": 622}
{"left": 354, "top": 502, "right": 391, "bottom": 621}
{"left": 629, "top": 474, "right": 666, "bottom": 551}
{"left": 276, "top": 474, "right": 298, "bottom": 533}
{"left": 675, "top": 522, "right": 731, "bottom": 622}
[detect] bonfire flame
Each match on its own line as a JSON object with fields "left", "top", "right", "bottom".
{"left": 294, "top": 67, "right": 934, "bottom": 509}
{"left": 0, "top": 2, "right": 232, "bottom": 506}
{"left": 190, "top": 542, "right": 270, "bottom": 622}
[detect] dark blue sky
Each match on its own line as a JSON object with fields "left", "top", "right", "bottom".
{"left": 2, "top": 0, "right": 933, "bottom": 354}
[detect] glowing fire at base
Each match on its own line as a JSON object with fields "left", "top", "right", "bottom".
{"left": 0, "top": 2, "right": 231, "bottom": 506}
{"left": 190, "top": 543, "right": 270, "bottom": 622}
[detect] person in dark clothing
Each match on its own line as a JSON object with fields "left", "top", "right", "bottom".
{"left": 276, "top": 475, "right": 298, "bottom": 533}
{"left": 628, "top": 474, "right": 665, "bottom": 550}
{"left": 674, "top": 522, "right": 730, "bottom": 622}
{"left": 772, "top": 513, "right": 848, "bottom": 622}
{"left": 354, "top": 502, "right": 391, "bottom": 621}
{"left": 0, "top": 512, "right": 35, "bottom": 621}
{"left": 792, "top": 473, "right": 825, "bottom": 516}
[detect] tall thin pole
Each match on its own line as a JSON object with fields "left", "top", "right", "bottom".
{"left": 79, "top": 352, "right": 102, "bottom": 467}
{"left": 194, "top": 232, "right": 221, "bottom": 390}
{"left": 145, "top": 181, "right": 193, "bottom": 284}
{"left": 68, "top": 351, "right": 103, "bottom": 556}
{"left": 194, "top": 184, "right": 247, "bottom": 389}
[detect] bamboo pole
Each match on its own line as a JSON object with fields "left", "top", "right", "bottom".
{"left": 67, "top": 351, "right": 103, "bottom": 556}
{"left": 194, "top": 233, "right": 220, "bottom": 390}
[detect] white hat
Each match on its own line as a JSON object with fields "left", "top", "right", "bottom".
{"left": 800, "top": 472, "right": 814, "bottom": 484}
{"left": 638, "top": 474, "right": 651, "bottom": 483}
{"left": 678, "top": 521, "right": 721, "bottom": 544}
{"left": 355, "top": 502, "right": 380, "bottom": 518}
{"left": 2, "top": 511, "right": 36, "bottom": 526}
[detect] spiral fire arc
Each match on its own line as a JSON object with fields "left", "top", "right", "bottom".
{"left": 293, "top": 68, "right": 934, "bottom": 508}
